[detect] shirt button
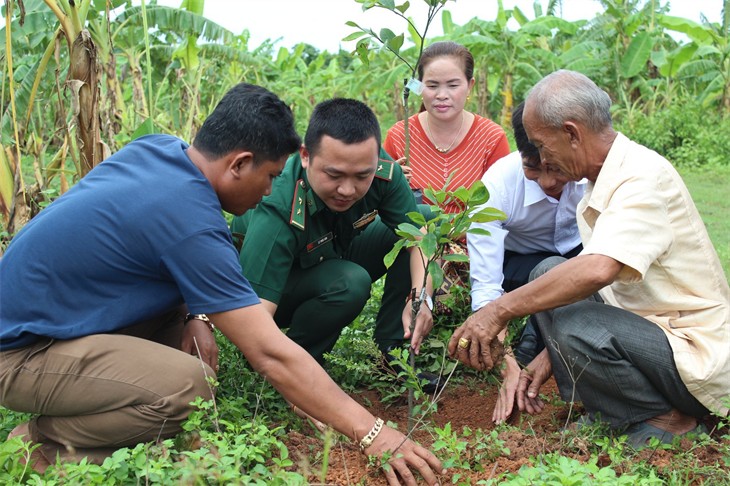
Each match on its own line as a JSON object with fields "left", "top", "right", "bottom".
{"left": 319, "top": 256, "right": 324, "bottom": 262}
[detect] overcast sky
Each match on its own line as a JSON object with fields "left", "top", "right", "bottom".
{"left": 149, "top": 0, "right": 723, "bottom": 52}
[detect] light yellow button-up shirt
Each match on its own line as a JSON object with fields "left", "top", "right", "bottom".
{"left": 578, "top": 133, "right": 730, "bottom": 415}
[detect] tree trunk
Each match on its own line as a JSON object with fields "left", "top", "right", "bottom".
{"left": 69, "top": 29, "right": 105, "bottom": 176}
{"left": 102, "top": 47, "right": 123, "bottom": 154}
{"left": 394, "top": 81, "right": 404, "bottom": 121}
{"left": 500, "top": 72, "right": 513, "bottom": 128}
{"left": 477, "top": 66, "right": 489, "bottom": 116}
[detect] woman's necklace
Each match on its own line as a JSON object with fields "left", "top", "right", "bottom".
{"left": 425, "top": 112, "right": 465, "bottom": 153}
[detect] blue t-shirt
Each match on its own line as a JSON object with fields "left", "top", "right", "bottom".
{"left": 0, "top": 134, "right": 259, "bottom": 350}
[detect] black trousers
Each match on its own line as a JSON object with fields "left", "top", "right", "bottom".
{"left": 504, "top": 244, "right": 583, "bottom": 366}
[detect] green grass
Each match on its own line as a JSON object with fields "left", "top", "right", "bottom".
{"left": 679, "top": 164, "right": 730, "bottom": 281}
{"left": 1, "top": 166, "right": 728, "bottom": 484}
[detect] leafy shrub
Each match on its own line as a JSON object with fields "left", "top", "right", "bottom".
{"left": 617, "top": 102, "right": 730, "bottom": 168}
{"left": 0, "top": 399, "right": 306, "bottom": 485}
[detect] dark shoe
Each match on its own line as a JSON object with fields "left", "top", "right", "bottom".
{"left": 623, "top": 421, "right": 708, "bottom": 449}
{"left": 380, "top": 346, "right": 445, "bottom": 395}
{"left": 512, "top": 317, "right": 545, "bottom": 366}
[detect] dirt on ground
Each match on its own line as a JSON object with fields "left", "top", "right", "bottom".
{"left": 283, "top": 377, "right": 728, "bottom": 485}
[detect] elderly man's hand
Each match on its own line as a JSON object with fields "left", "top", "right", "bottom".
{"left": 447, "top": 304, "right": 505, "bottom": 371}
{"left": 492, "top": 353, "right": 521, "bottom": 424}
{"left": 364, "top": 425, "right": 445, "bottom": 486}
{"left": 516, "top": 349, "right": 551, "bottom": 415}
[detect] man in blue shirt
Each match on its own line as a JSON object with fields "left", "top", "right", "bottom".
{"left": 0, "top": 84, "right": 443, "bottom": 484}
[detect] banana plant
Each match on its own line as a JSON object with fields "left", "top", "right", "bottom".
{"left": 446, "top": 0, "right": 580, "bottom": 126}
{"left": 108, "top": 1, "right": 235, "bottom": 140}
{"left": 42, "top": 0, "right": 106, "bottom": 175}
{"left": 1, "top": 0, "right": 57, "bottom": 235}
{"left": 660, "top": 3, "right": 730, "bottom": 111}
{"left": 585, "top": 0, "right": 674, "bottom": 112}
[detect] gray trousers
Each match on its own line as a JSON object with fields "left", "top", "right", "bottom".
{"left": 0, "top": 307, "right": 214, "bottom": 462}
{"left": 530, "top": 257, "right": 708, "bottom": 429}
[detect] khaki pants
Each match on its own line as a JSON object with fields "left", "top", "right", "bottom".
{"left": 0, "top": 307, "right": 215, "bottom": 461}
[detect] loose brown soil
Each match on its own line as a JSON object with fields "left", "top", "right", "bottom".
{"left": 283, "top": 377, "right": 729, "bottom": 485}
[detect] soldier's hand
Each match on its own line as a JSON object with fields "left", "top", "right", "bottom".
{"left": 402, "top": 300, "right": 433, "bottom": 355}
{"left": 395, "top": 157, "right": 413, "bottom": 182}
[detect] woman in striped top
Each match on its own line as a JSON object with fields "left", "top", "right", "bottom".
{"left": 383, "top": 41, "right": 511, "bottom": 213}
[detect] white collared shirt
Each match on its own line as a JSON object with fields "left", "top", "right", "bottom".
{"left": 468, "top": 151, "right": 585, "bottom": 311}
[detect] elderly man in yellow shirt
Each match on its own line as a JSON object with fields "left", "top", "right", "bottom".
{"left": 448, "top": 69, "right": 729, "bottom": 448}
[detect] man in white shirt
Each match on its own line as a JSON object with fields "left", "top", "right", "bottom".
{"left": 468, "top": 102, "right": 584, "bottom": 423}
{"left": 450, "top": 70, "right": 728, "bottom": 448}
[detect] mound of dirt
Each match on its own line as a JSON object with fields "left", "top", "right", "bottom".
{"left": 283, "top": 377, "right": 728, "bottom": 485}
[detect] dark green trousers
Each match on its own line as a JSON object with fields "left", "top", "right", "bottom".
{"left": 274, "top": 208, "right": 431, "bottom": 363}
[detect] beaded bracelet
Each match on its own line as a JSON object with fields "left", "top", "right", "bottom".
{"left": 359, "top": 417, "right": 385, "bottom": 451}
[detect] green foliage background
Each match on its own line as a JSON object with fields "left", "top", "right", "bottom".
{"left": 1, "top": 0, "right": 729, "bottom": 483}
{"left": 1, "top": 0, "right": 729, "bottom": 208}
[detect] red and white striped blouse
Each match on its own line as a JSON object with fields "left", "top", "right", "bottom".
{"left": 383, "top": 113, "right": 510, "bottom": 213}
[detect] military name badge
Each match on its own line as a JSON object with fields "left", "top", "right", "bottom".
{"left": 306, "top": 232, "right": 334, "bottom": 252}
{"left": 353, "top": 210, "right": 378, "bottom": 230}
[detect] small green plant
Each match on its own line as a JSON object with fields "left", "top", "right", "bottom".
{"left": 0, "top": 400, "right": 307, "bottom": 484}
{"left": 432, "top": 422, "right": 469, "bottom": 470}
{"left": 492, "top": 453, "right": 664, "bottom": 485}
{"left": 433, "top": 424, "right": 510, "bottom": 473}
{"left": 383, "top": 177, "right": 505, "bottom": 430}
{"left": 382, "top": 346, "right": 435, "bottom": 414}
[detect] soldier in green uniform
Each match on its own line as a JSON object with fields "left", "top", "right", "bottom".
{"left": 231, "top": 98, "right": 440, "bottom": 390}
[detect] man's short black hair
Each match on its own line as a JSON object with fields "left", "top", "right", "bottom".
{"left": 193, "top": 83, "right": 301, "bottom": 165}
{"left": 512, "top": 101, "right": 540, "bottom": 168}
{"left": 304, "top": 98, "right": 381, "bottom": 157}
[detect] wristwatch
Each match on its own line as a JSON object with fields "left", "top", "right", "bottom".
{"left": 184, "top": 313, "right": 215, "bottom": 332}
{"left": 423, "top": 294, "right": 434, "bottom": 311}
{"left": 406, "top": 288, "right": 433, "bottom": 311}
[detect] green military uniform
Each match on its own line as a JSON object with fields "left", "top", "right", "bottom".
{"left": 231, "top": 148, "right": 421, "bottom": 362}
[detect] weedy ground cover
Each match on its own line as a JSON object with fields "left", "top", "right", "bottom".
{"left": 1, "top": 170, "right": 728, "bottom": 484}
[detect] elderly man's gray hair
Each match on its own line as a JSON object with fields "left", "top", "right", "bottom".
{"left": 526, "top": 70, "right": 612, "bottom": 132}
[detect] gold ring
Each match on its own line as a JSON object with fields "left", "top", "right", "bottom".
{"left": 458, "top": 337, "right": 471, "bottom": 349}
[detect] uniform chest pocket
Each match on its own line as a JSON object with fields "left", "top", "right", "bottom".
{"left": 298, "top": 232, "right": 338, "bottom": 269}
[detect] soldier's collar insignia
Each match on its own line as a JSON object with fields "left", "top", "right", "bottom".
{"left": 374, "top": 158, "right": 394, "bottom": 181}
{"left": 289, "top": 179, "right": 306, "bottom": 230}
